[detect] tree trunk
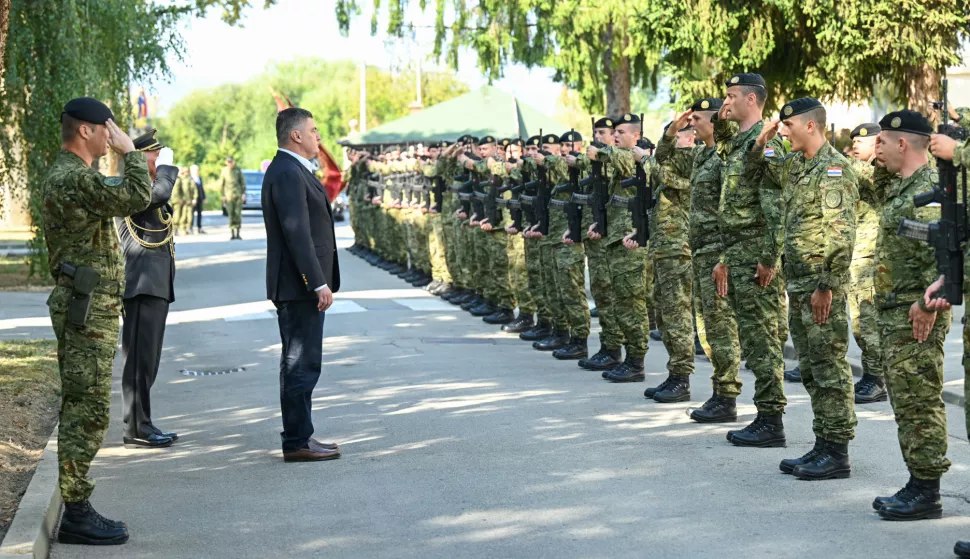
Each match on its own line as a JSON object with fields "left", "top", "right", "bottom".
{"left": 907, "top": 64, "right": 941, "bottom": 122}
{"left": 600, "top": 22, "right": 631, "bottom": 117}
{"left": 0, "top": 0, "right": 8, "bottom": 80}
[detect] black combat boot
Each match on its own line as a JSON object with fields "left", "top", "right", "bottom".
{"left": 694, "top": 336, "right": 706, "bottom": 356}
{"left": 483, "top": 308, "right": 515, "bottom": 325}
{"left": 855, "top": 373, "right": 888, "bottom": 404}
{"left": 728, "top": 412, "right": 786, "bottom": 447}
{"left": 689, "top": 395, "right": 738, "bottom": 423}
{"left": 447, "top": 289, "right": 472, "bottom": 304}
{"left": 460, "top": 295, "right": 483, "bottom": 311}
{"left": 954, "top": 541, "right": 970, "bottom": 558}
{"left": 653, "top": 375, "right": 691, "bottom": 403}
{"left": 502, "top": 313, "right": 534, "bottom": 333}
{"left": 534, "top": 330, "right": 569, "bottom": 351}
{"left": 437, "top": 284, "right": 457, "bottom": 299}
{"left": 553, "top": 337, "right": 588, "bottom": 360}
{"left": 397, "top": 267, "right": 415, "bottom": 279}
{"left": 784, "top": 366, "right": 802, "bottom": 383}
{"left": 643, "top": 375, "right": 673, "bottom": 398}
{"left": 520, "top": 321, "right": 553, "bottom": 342}
{"left": 649, "top": 328, "right": 663, "bottom": 341}
{"left": 779, "top": 439, "right": 824, "bottom": 474}
{"left": 470, "top": 300, "right": 497, "bottom": 317}
{"left": 580, "top": 346, "right": 622, "bottom": 371}
{"left": 590, "top": 306, "right": 599, "bottom": 318}
{"left": 605, "top": 355, "right": 646, "bottom": 383}
{"left": 792, "top": 439, "right": 851, "bottom": 480}
{"left": 57, "top": 500, "right": 129, "bottom": 546}
{"left": 411, "top": 274, "right": 433, "bottom": 288}
{"left": 877, "top": 477, "right": 942, "bottom": 521}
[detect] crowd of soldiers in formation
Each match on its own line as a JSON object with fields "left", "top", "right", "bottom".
{"left": 343, "top": 72, "right": 970, "bottom": 557}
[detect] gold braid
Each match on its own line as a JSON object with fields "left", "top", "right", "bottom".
{"left": 119, "top": 208, "right": 175, "bottom": 256}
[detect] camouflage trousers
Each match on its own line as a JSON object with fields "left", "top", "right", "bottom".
{"left": 48, "top": 287, "right": 120, "bottom": 502}
{"left": 173, "top": 203, "right": 193, "bottom": 233}
{"left": 485, "top": 230, "right": 515, "bottom": 309}
{"left": 465, "top": 224, "right": 482, "bottom": 293}
{"left": 508, "top": 233, "right": 535, "bottom": 315}
{"left": 603, "top": 241, "right": 649, "bottom": 359}
{"left": 849, "top": 258, "right": 882, "bottom": 378}
{"left": 693, "top": 251, "right": 742, "bottom": 398}
{"left": 540, "top": 240, "right": 566, "bottom": 330}
{"left": 644, "top": 251, "right": 656, "bottom": 329}
{"left": 412, "top": 210, "right": 431, "bottom": 273}
{"left": 525, "top": 236, "right": 549, "bottom": 323}
{"left": 429, "top": 212, "right": 453, "bottom": 284}
{"left": 445, "top": 212, "right": 465, "bottom": 289}
{"left": 390, "top": 208, "right": 408, "bottom": 264}
{"left": 554, "top": 242, "right": 590, "bottom": 338}
{"left": 879, "top": 303, "right": 951, "bottom": 480}
{"left": 226, "top": 197, "right": 243, "bottom": 229}
{"left": 455, "top": 220, "right": 474, "bottom": 290}
{"left": 725, "top": 246, "right": 786, "bottom": 414}
{"left": 586, "top": 237, "right": 623, "bottom": 350}
{"left": 789, "top": 288, "right": 857, "bottom": 444}
{"left": 654, "top": 256, "right": 695, "bottom": 377}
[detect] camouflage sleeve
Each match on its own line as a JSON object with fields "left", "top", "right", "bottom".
{"left": 957, "top": 107, "right": 970, "bottom": 131}
{"left": 952, "top": 137, "right": 970, "bottom": 168}
{"left": 713, "top": 118, "right": 739, "bottom": 144}
{"left": 913, "top": 169, "right": 944, "bottom": 287}
{"left": 473, "top": 160, "right": 490, "bottom": 177}
{"left": 487, "top": 158, "right": 508, "bottom": 179}
{"left": 742, "top": 137, "right": 788, "bottom": 267}
{"left": 78, "top": 151, "right": 152, "bottom": 218}
{"left": 544, "top": 154, "right": 569, "bottom": 184}
{"left": 859, "top": 164, "right": 891, "bottom": 206}
{"left": 654, "top": 134, "right": 678, "bottom": 166}
{"left": 521, "top": 157, "right": 537, "bottom": 176}
{"left": 596, "top": 146, "right": 635, "bottom": 179}
{"left": 509, "top": 167, "right": 522, "bottom": 183}
{"left": 575, "top": 154, "right": 591, "bottom": 176}
{"left": 817, "top": 170, "right": 859, "bottom": 288}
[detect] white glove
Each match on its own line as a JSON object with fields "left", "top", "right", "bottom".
{"left": 156, "top": 147, "right": 174, "bottom": 167}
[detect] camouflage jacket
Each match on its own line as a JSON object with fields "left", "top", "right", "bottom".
{"left": 172, "top": 175, "right": 196, "bottom": 205}
{"left": 42, "top": 150, "right": 152, "bottom": 287}
{"left": 746, "top": 141, "right": 858, "bottom": 293}
{"left": 849, "top": 158, "right": 878, "bottom": 266}
{"left": 543, "top": 154, "right": 570, "bottom": 240}
{"left": 593, "top": 145, "right": 639, "bottom": 245}
{"left": 652, "top": 137, "right": 693, "bottom": 259}
{"left": 219, "top": 166, "right": 245, "bottom": 200}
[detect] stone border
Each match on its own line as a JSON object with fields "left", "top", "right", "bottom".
{"left": 0, "top": 427, "right": 61, "bottom": 559}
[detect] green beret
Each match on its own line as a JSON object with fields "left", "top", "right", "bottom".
{"left": 593, "top": 117, "right": 615, "bottom": 129}
{"left": 560, "top": 131, "right": 583, "bottom": 143}
{"left": 780, "top": 97, "right": 824, "bottom": 120}
{"left": 690, "top": 98, "right": 723, "bottom": 112}
{"left": 725, "top": 73, "right": 766, "bottom": 89}
{"left": 618, "top": 113, "right": 641, "bottom": 125}
{"left": 133, "top": 129, "right": 164, "bottom": 152}
{"left": 526, "top": 135, "right": 541, "bottom": 147}
{"left": 479, "top": 135, "right": 496, "bottom": 145}
{"left": 880, "top": 110, "right": 933, "bottom": 137}
{"left": 850, "top": 123, "right": 881, "bottom": 139}
{"left": 62, "top": 97, "right": 114, "bottom": 125}
{"left": 542, "top": 134, "right": 560, "bottom": 145}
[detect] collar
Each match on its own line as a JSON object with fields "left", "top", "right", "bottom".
{"left": 278, "top": 148, "right": 314, "bottom": 172}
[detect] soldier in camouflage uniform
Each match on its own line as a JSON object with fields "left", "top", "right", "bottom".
{"left": 518, "top": 137, "right": 556, "bottom": 342}
{"left": 43, "top": 98, "right": 153, "bottom": 545}
{"left": 479, "top": 138, "right": 517, "bottom": 324}
{"left": 864, "top": 110, "right": 950, "bottom": 521}
{"left": 715, "top": 73, "right": 789, "bottom": 448}
{"left": 589, "top": 114, "right": 651, "bottom": 382}
{"left": 423, "top": 143, "right": 455, "bottom": 296}
{"left": 171, "top": 167, "right": 196, "bottom": 236}
{"left": 846, "top": 123, "right": 888, "bottom": 404}
{"left": 501, "top": 138, "right": 537, "bottom": 333}
{"left": 748, "top": 98, "right": 859, "bottom": 480}
{"left": 218, "top": 156, "right": 246, "bottom": 240}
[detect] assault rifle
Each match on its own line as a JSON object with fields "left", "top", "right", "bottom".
{"left": 898, "top": 78, "right": 969, "bottom": 304}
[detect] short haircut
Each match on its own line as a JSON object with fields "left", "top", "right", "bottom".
{"left": 884, "top": 130, "right": 930, "bottom": 151}
{"left": 739, "top": 85, "right": 767, "bottom": 108}
{"left": 61, "top": 114, "right": 85, "bottom": 143}
{"left": 797, "top": 107, "right": 827, "bottom": 133}
{"left": 276, "top": 107, "right": 314, "bottom": 146}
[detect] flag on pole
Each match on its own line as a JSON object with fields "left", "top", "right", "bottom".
{"left": 136, "top": 88, "right": 149, "bottom": 119}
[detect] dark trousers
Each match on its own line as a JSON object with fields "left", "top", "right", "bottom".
{"left": 121, "top": 295, "right": 169, "bottom": 438}
{"left": 274, "top": 299, "right": 325, "bottom": 452}
{"left": 196, "top": 204, "right": 204, "bottom": 230}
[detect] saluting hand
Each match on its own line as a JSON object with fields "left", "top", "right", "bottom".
{"left": 667, "top": 110, "right": 693, "bottom": 138}
{"left": 755, "top": 119, "right": 781, "bottom": 148}
{"left": 106, "top": 119, "right": 136, "bottom": 154}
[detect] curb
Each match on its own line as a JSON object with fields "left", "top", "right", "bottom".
{"left": 0, "top": 427, "right": 61, "bottom": 559}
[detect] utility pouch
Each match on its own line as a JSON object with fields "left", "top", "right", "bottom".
{"left": 67, "top": 266, "right": 101, "bottom": 327}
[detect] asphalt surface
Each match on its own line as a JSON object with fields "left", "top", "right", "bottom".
{"left": 5, "top": 212, "right": 970, "bottom": 558}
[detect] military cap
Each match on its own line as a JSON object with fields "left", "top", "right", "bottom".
{"left": 479, "top": 135, "right": 497, "bottom": 145}
{"left": 618, "top": 113, "right": 642, "bottom": 125}
{"left": 542, "top": 134, "right": 561, "bottom": 145}
{"left": 133, "top": 129, "right": 164, "bottom": 152}
{"left": 498, "top": 138, "right": 513, "bottom": 148}
{"left": 779, "top": 97, "right": 824, "bottom": 120}
{"left": 225, "top": 156, "right": 235, "bottom": 163}
{"left": 850, "top": 123, "right": 881, "bottom": 139}
{"left": 560, "top": 130, "right": 583, "bottom": 143}
{"left": 456, "top": 134, "right": 471, "bottom": 143}
{"left": 725, "top": 73, "right": 766, "bottom": 89}
{"left": 466, "top": 136, "right": 480, "bottom": 144}
{"left": 593, "top": 117, "right": 615, "bottom": 129}
{"left": 526, "top": 135, "right": 541, "bottom": 147}
{"left": 511, "top": 138, "right": 524, "bottom": 147}
{"left": 62, "top": 97, "right": 114, "bottom": 125}
{"left": 690, "top": 98, "right": 723, "bottom": 112}
{"left": 438, "top": 140, "right": 452, "bottom": 148}
{"left": 879, "top": 110, "right": 933, "bottom": 137}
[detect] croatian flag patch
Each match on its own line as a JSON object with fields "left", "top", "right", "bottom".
{"left": 764, "top": 148, "right": 775, "bottom": 157}
{"left": 827, "top": 167, "right": 843, "bottom": 177}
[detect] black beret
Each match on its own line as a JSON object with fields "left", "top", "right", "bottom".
{"left": 526, "top": 135, "right": 541, "bottom": 147}
{"left": 850, "top": 123, "right": 881, "bottom": 139}
{"left": 542, "top": 134, "right": 560, "bottom": 145}
{"left": 498, "top": 138, "right": 512, "bottom": 147}
{"left": 690, "top": 98, "right": 723, "bottom": 112}
{"left": 437, "top": 140, "right": 452, "bottom": 148}
{"left": 618, "top": 113, "right": 641, "bottom": 125}
{"left": 62, "top": 97, "right": 114, "bottom": 125}
{"left": 466, "top": 136, "right": 480, "bottom": 144}
{"left": 880, "top": 110, "right": 933, "bottom": 137}
{"left": 456, "top": 134, "right": 471, "bottom": 143}
{"left": 593, "top": 117, "right": 615, "bottom": 129}
{"left": 560, "top": 130, "right": 583, "bottom": 143}
{"left": 479, "top": 135, "right": 496, "bottom": 145}
{"left": 511, "top": 138, "right": 524, "bottom": 147}
{"left": 725, "top": 73, "right": 766, "bottom": 89}
{"left": 780, "top": 97, "right": 824, "bottom": 120}
{"left": 133, "top": 129, "right": 164, "bottom": 152}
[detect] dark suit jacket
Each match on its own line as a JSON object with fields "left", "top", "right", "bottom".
{"left": 193, "top": 176, "right": 206, "bottom": 202}
{"left": 263, "top": 151, "right": 340, "bottom": 302}
{"left": 115, "top": 165, "right": 178, "bottom": 302}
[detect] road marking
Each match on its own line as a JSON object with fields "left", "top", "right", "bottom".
{"left": 392, "top": 299, "right": 459, "bottom": 311}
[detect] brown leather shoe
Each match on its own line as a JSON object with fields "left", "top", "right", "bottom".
{"left": 310, "top": 439, "right": 340, "bottom": 451}
{"left": 283, "top": 444, "right": 341, "bottom": 462}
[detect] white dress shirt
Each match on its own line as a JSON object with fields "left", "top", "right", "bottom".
{"left": 277, "top": 148, "right": 327, "bottom": 293}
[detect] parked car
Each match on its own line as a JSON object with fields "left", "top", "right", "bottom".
{"left": 242, "top": 170, "right": 264, "bottom": 210}
{"left": 333, "top": 191, "right": 346, "bottom": 222}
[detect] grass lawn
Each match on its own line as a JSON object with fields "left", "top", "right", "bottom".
{"left": 0, "top": 255, "right": 53, "bottom": 291}
{"left": 0, "top": 339, "right": 60, "bottom": 542}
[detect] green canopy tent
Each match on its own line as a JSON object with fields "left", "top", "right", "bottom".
{"left": 348, "top": 85, "right": 568, "bottom": 146}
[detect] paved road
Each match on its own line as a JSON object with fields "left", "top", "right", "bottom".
{"left": 6, "top": 214, "right": 970, "bottom": 558}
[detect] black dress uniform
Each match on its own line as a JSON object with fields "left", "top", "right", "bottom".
{"left": 115, "top": 130, "right": 178, "bottom": 447}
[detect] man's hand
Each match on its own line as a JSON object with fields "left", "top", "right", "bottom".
{"left": 950, "top": 105, "right": 961, "bottom": 122}
{"left": 317, "top": 285, "right": 334, "bottom": 312}
{"left": 565, "top": 155, "right": 578, "bottom": 167}
{"left": 754, "top": 263, "right": 776, "bottom": 287}
{"left": 481, "top": 219, "right": 493, "bottom": 232}
{"left": 909, "top": 301, "right": 938, "bottom": 343}
{"left": 622, "top": 232, "right": 640, "bottom": 249}
{"left": 562, "top": 229, "right": 575, "bottom": 245}
{"left": 106, "top": 119, "right": 136, "bottom": 154}
{"left": 631, "top": 146, "right": 647, "bottom": 161}
{"left": 667, "top": 110, "right": 692, "bottom": 137}
{"left": 713, "top": 263, "right": 729, "bottom": 298}
{"left": 506, "top": 225, "right": 519, "bottom": 235}
{"left": 811, "top": 289, "right": 833, "bottom": 325}
{"left": 456, "top": 209, "right": 467, "bottom": 220}
{"left": 156, "top": 147, "right": 174, "bottom": 167}
{"left": 586, "top": 223, "right": 602, "bottom": 241}
{"left": 923, "top": 275, "right": 952, "bottom": 312}
{"left": 755, "top": 119, "right": 781, "bottom": 148}
{"left": 533, "top": 152, "right": 546, "bottom": 165}
{"left": 929, "top": 134, "right": 959, "bottom": 161}
{"left": 586, "top": 145, "right": 600, "bottom": 161}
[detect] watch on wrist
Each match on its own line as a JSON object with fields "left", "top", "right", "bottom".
{"left": 817, "top": 283, "right": 831, "bottom": 292}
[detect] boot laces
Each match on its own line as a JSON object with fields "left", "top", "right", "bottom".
{"left": 893, "top": 480, "right": 924, "bottom": 504}
{"left": 740, "top": 414, "right": 766, "bottom": 434}
{"left": 701, "top": 396, "right": 721, "bottom": 410}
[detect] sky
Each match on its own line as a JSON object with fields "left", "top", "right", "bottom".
{"left": 147, "top": 0, "right": 564, "bottom": 118}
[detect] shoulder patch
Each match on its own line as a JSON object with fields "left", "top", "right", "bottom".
{"left": 104, "top": 177, "right": 123, "bottom": 186}
{"left": 764, "top": 148, "right": 775, "bottom": 157}
{"left": 827, "top": 167, "right": 842, "bottom": 177}
{"left": 824, "top": 190, "right": 842, "bottom": 209}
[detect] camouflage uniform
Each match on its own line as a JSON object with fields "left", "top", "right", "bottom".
{"left": 580, "top": 158, "right": 624, "bottom": 351}
{"left": 520, "top": 157, "right": 550, "bottom": 324}
{"left": 718, "top": 122, "right": 787, "bottom": 415}
{"left": 847, "top": 158, "right": 882, "bottom": 378}
{"left": 749, "top": 141, "right": 859, "bottom": 444}
{"left": 507, "top": 166, "right": 536, "bottom": 316}
{"left": 480, "top": 158, "right": 515, "bottom": 310}
{"left": 42, "top": 150, "right": 152, "bottom": 502}
{"left": 219, "top": 165, "right": 245, "bottom": 230}
{"left": 171, "top": 174, "right": 196, "bottom": 234}
{"left": 547, "top": 154, "right": 590, "bottom": 338}
{"left": 864, "top": 163, "right": 951, "bottom": 480}
{"left": 593, "top": 145, "right": 650, "bottom": 359}
{"left": 425, "top": 161, "right": 453, "bottom": 285}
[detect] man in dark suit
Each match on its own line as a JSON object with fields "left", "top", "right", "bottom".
{"left": 190, "top": 164, "right": 206, "bottom": 234}
{"left": 115, "top": 129, "right": 179, "bottom": 448}
{"left": 262, "top": 108, "right": 341, "bottom": 462}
